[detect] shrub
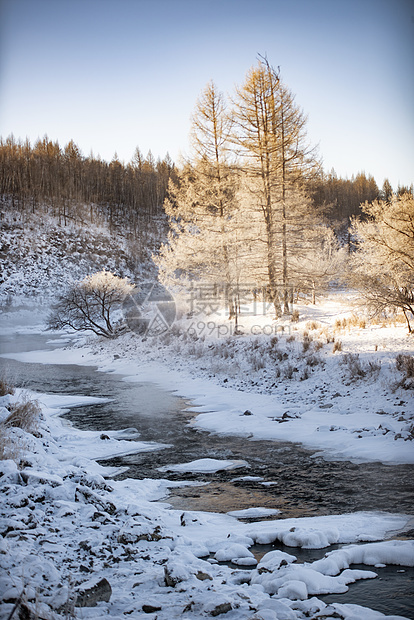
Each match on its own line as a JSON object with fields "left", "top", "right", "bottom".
{"left": 340, "top": 353, "right": 366, "bottom": 378}
{"left": 396, "top": 354, "right": 414, "bottom": 378}
{"left": 283, "top": 364, "right": 297, "bottom": 379}
{"left": 306, "top": 354, "right": 322, "bottom": 367}
{"left": 290, "top": 309, "right": 300, "bottom": 323}
{"left": 395, "top": 354, "right": 414, "bottom": 389}
{"left": 340, "top": 353, "right": 381, "bottom": 382}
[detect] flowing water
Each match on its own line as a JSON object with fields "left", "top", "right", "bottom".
{"left": 1, "top": 329, "right": 413, "bottom": 618}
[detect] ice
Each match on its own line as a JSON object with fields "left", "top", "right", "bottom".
{"left": 312, "top": 540, "right": 414, "bottom": 575}
{"left": 227, "top": 507, "right": 281, "bottom": 518}
{"left": 158, "top": 458, "right": 249, "bottom": 473}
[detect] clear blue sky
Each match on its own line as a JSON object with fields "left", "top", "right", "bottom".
{"left": 1, "top": 0, "right": 413, "bottom": 189}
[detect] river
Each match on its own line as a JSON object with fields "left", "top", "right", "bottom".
{"left": 0, "top": 328, "right": 413, "bottom": 618}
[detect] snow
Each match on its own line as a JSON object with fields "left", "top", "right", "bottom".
{"left": 3, "top": 291, "right": 412, "bottom": 466}
{"left": 158, "top": 458, "right": 250, "bottom": 473}
{"left": 227, "top": 507, "right": 281, "bottom": 518}
{"left": 1, "top": 293, "right": 414, "bottom": 618}
{"left": 0, "top": 405, "right": 413, "bottom": 620}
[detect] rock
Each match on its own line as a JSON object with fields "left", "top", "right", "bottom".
{"left": 196, "top": 571, "right": 213, "bottom": 581}
{"left": 100, "top": 433, "right": 110, "bottom": 440}
{"left": 210, "top": 602, "right": 233, "bottom": 616}
{"left": 142, "top": 604, "right": 162, "bottom": 613}
{"left": 164, "top": 566, "right": 178, "bottom": 587}
{"left": 118, "top": 522, "right": 163, "bottom": 544}
{"left": 75, "top": 577, "right": 112, "bottom": 607}
{"left": 243, "top": 409, "right": 252, "bottom": 415}
{"left": 75, "top": 485, "right": 116, "bottom": 514}
{"left": 20, "top": 469, "right": 63, "bottom": 487}
{"left": 10, "top": 600, "right": 48, "bottom": 619}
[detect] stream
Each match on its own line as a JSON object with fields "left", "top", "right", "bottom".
{"left": 0, "top": 328, "right": 413, "bottom": 618}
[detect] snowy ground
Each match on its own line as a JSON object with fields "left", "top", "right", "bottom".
{"left": 1, "top": 293, "right": 414, "bottom": 619}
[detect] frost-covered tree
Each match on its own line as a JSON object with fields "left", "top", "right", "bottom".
{"left": 230, "top": 58, "right": 319, "bottom": 315}
{"left": 290, "top": 225, "right": 345, "bottom": 303}
{"left": 48, "top": 271, "right": 135, "bottom": 338}
{"left": 349, "top": 193, "right": 414, "bottom": 332}
{"left": 156, "top": 82, "right": 243, "bottom": 324}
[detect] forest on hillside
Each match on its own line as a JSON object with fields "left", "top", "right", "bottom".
{"left": 1, "top": 133, "right": 393, "bottom": 231}
{"left": 0, "top": 136, "right": 175, "bottom": 236}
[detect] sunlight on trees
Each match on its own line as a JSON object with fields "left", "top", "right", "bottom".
{"left": 155, "top": 82, "right": 244, "bottom": 326}
{"left": 157, "top": 60, "right": 342, "bottom": 321}
{"left": 349, "top": 193, "right": 414, "bottom": 332}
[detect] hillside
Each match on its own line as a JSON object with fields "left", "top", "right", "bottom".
{"left": 0, "top": 208, "right": 158, "bottom": 307}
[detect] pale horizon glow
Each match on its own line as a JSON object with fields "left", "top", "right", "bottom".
{"left": 0, "top": 0, "right": 413, "bottom": 190}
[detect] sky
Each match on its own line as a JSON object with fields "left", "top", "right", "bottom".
{"left": 0, "top": 0, "right": 413, "bottom": 190}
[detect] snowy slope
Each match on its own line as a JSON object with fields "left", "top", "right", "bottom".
{"left": 0, "top": 210, "right": 155, "bottom": 306}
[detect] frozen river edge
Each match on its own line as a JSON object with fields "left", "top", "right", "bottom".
{"left": 1, "top": 323, "right": 414, "bottom": 619}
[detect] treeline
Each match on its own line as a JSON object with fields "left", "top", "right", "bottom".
{"left": 0, "top": 134, "right": 175, "bottom": 237}
{"left": 312, "top": 170, "right": 413, "bottom": 224}
{"left": 1, "top": 134, "right": 410, "bottom": 242}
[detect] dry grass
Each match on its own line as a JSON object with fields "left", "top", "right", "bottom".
{"left": 0, "top": 377, "right": 15, "bottom": 396}
{"left": 332, "top": 339, "right": 342, "bottom": 353}
{"left": 5, "top": 396, "right": 41, "bottom": 433}
{"left": 314, "top": 340, "right": 325, "bottom": 351}
{"left": 395, "top": 354, "right": 414, "bottom": 389}
{"left": 290, "top": 309, "right": 300, "bottom": 323}
{"left": 302, "top": 333, "right": 313, "bottom": 352}
{"left": 305, "top": 320, "right": 321, "bottom": 331}
{"left": 334, "top": 314, "right": 367, "bottom": 332}
{"left": 0, "top": 392, "right": 42, "bottom": 461}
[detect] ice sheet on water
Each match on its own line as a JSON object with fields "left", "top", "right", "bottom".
{"left": 158, "top": 457, "right": 249, "bottom": 473}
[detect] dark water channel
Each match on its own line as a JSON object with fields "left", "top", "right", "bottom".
{"left": 1, "top": 330, "right": 414, "bottom": 618}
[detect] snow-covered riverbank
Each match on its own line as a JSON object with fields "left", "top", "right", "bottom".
{"left": 6, "top": 293, "right": 413, "bottom": 466}
{"left": 0, "top": 385, "right": 413, "bottom": 620}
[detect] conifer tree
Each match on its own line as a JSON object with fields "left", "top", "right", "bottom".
{"left": 230, "top": 58, "right": 319, "bottom": 316}
{"left": 156, "top": 82, "right": 242, "bottom": 325}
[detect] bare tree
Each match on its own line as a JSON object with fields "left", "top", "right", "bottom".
{"left": 230, "top": 58, "right": 319, "bottom": 316}
{"left": 156, "top": 82, "right": 244, "bottom": 326}
{"left": 48, "top": 271, "right": 135, "bottom": 338}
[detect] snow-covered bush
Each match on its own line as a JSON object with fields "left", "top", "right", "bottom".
{"left": 340, "top": 353, "right": 381, "bottom": 382}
